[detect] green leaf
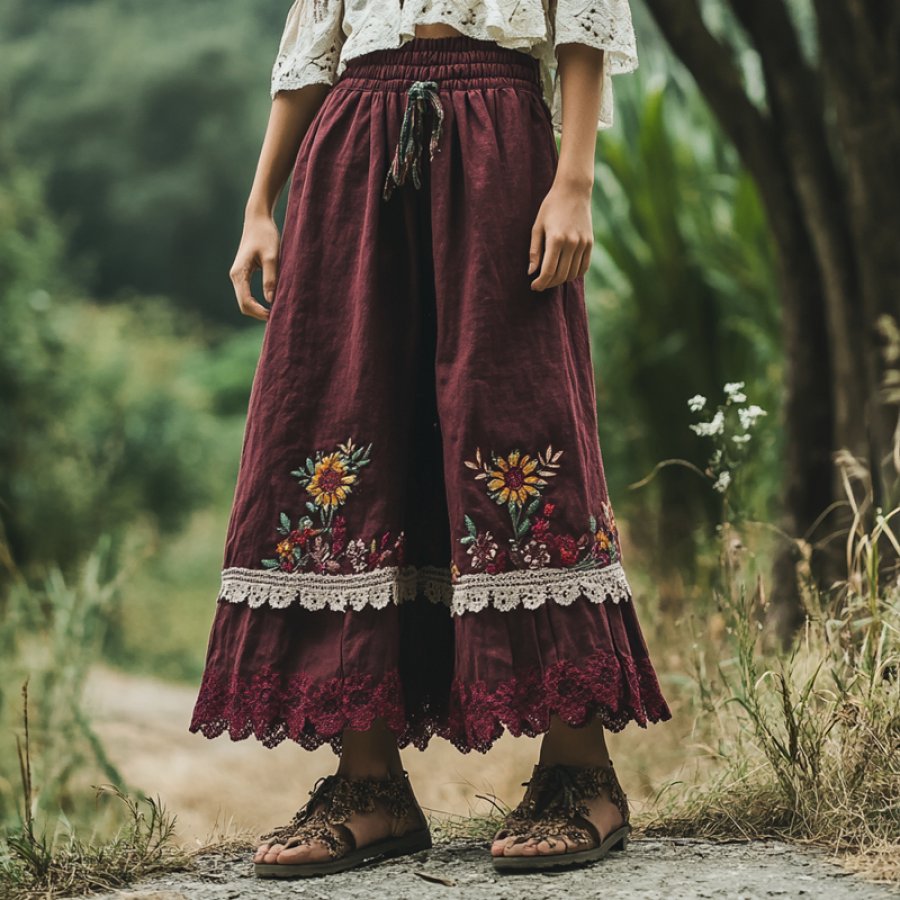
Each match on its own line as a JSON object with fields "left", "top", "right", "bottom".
{"left": 589, "top": 515, "right": 597, "bottom": 532}
{"left": 306, "top": 457, "right": 316, "bottom": 474}
{"left": 516, "top": 519, "right": 530, "bottom": 537}
{"left": 464, "top": 514, "right": 477, "bottom": 536}
{"left": 460, "top": 535, "right": 474, "bottom": 545}
{"left": 261, "top": 558, "right": 280, "bottom": 569}
{"left": 306, "top": 502, "right": 317, "bottom": 513}
{"left": 280, "top": 512, "right": 291, "bottom": 531}
{"left": 526, "top": 496, "right": 541, "bottom": 516}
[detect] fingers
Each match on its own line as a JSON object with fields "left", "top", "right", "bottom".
{"left": 530, "top": 229, "right": 560, "bottom": 292}
{"left": 528, "top": 222, "right": 544, "bottom": 276}
{"left": 530, "top": 232, "right": 593, "bottom": 292}
{"left": 230, "top": 257, "right": 270, "bottom": 322}
{"left": 575, "top": 239, "right": 592, "bottom": 279}
{"left": 261, "top": 249, "right": 279, "bottom": 306}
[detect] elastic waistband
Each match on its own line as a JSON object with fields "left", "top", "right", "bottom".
{"left": 335, "top": 35, "right": 542, "bottom": 93}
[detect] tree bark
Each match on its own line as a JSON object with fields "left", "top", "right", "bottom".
{"left": 641, "top": 0, "right": 895, "bottom": 637}
{"left": 814, "top": 0, "right": 900, "bottom": 500}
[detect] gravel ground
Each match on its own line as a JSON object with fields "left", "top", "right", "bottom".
{"left": 95, "top": 838, "right": 899, "bottom": 900}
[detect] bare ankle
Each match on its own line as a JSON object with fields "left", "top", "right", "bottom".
{"left": 335, "top": 759, "right": 404, "bottom": 779}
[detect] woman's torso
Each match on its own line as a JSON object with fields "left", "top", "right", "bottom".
{"left": 413, "top": 23, "right": 465, "bottom": 39}
{"left": 272, "top": 1, "right": 639, "bottom": 134}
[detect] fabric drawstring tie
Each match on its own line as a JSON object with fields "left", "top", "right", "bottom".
{"left": 382, "top": 80, "right": 444, "bottom": 201}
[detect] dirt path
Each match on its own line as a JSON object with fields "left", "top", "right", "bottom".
{"left": 82, "top": 665, "right": 897, "bottom": 898}
{"left": 95, "top": 838, "right": 898, "bottom": 899}
{"left": 82, "top": 664, "right": 682, "bottom": 845}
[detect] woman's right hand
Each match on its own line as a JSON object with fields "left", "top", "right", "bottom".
{"left": 229, "top": 213, "right": 281, "bottom": 321}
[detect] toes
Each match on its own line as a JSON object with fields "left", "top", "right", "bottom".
{"left": 253, "top": 842, "right": 271, "bottom": 863}
{"left": 499, "top": 834, "right": 574, "bottom": 857}
{"left": 535, "top": 838, "right": 566, "bottom": 855}
{"left": 262, "top": 842, "right": 285, "bottom": 864}
{"left": 276, "top": 840, "right": 330, "bottom": 864}
{"left": 503, "top": 838, "right": 539, "bottom": 857}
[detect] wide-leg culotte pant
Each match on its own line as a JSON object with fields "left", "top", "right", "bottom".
{"left": 190, "top": 36, "right": 671, "bottom": 754}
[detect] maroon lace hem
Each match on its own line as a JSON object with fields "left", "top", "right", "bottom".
{"left": 188, "top": 653, "right": 671, "bottom": 754}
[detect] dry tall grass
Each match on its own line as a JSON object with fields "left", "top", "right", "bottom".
{"left": 644, "top": 367, "right": 900, "bottom": 883}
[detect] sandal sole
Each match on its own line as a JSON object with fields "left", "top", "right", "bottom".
{"left": 492, "top": 824, "right": 631, "bottom": 872}
{"left": 253, "top": 827, "right": 433, "bottom": 878}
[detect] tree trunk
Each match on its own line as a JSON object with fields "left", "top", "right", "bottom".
{"left": 814, "top": 0, "right": 900, "bottom": 501}
{"left": 643, "top": 0, "right": 900, "bottom": 637}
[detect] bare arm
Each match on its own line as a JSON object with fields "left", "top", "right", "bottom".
{"left": 230, "top": 85, "right": 331, "bottom": 321}
{"left": 529, "top": 44, "right": 604, "bottom": 292}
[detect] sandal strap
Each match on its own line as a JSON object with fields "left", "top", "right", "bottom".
{"left": 280, "top": 811, "right": 355, "bottom": 858}
{"left": 495, "top": 760, "right": 630, "bottom": 849}
{"left": 258, "top": 769, "right": 418, "bottom": 858}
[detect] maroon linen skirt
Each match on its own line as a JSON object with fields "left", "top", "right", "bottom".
{"left": 189, "top": 36, "right": 671, "bottom": 753}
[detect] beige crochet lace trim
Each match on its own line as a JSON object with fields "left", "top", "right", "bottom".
{"left": 219, "top": 561, "right": 631, "bottom": 615}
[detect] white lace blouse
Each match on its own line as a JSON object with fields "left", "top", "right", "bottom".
{"left": 271, "top": 1, "right": 638, "bottom": 134}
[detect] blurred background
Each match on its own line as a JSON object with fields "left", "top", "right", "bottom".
{"left": 1, "top": 0, "right": 898, "bottom": 873}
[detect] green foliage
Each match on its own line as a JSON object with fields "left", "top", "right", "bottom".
{"left": 590, "top": 70, "right": 781, "bottom": 573}
{"left": 0, "top": 548, "right": 125, "bottom": 828}
{"left": 0, "top": 163, "right": 221, "bottom": 581}
{"left": 0, "top": 0, "right": 289, "bottom": 320}
{"left": 643, "top": 421, "right": 900, "bottom": 883}
{"left": 183, "top": 327, "right": 262, "bottom": 416}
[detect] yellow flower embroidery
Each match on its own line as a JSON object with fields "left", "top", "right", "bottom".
{"left": 486, "top": 450, "right": 543, "bottom": 507}
{"left": 276, "top": 539, "right": 295, "bottom": 559}
{"left": 306, "top": 453, "right": 357, "bottom": 509}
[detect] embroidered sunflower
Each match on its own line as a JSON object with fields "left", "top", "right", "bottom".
{"left": 276, "top": 538, "right": 295, "bottom": 560}
{"left": 306, "top": 453, "right": 357, "bottom": 508}
{"left": 486, "top": 450, "right": 543, "bottom": 507}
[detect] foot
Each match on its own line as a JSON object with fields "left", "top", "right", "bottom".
{"left": 490, "top": 762, "right": 629, "bottom": 860}
{"left": 253, "top": 771, "right": 428, "bottom": 867}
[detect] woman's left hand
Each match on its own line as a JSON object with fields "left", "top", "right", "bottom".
{"left": 528, "top": 177, "right": 594, "bottom": 291}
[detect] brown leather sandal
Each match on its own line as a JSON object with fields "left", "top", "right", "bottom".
{"left": 253, "top": 769, "right": 432, "bottom": 878}
{"left": 491, "top": 760, "right": 631, "bottom": 872}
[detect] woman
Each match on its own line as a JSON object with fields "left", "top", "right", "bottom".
{"left": 189, "top": 0, "right": 671, "bottom": 878}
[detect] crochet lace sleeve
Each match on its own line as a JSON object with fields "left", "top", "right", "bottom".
{"left": 271, "top": 0, "right": 346, "bottom": 98}
{"left": 551, "top": 0, "right": 638, "bottom": 131}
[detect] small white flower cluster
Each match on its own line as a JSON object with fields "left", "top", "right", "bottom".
{"left": 687, "top": 382, "right": 768, "bottom": 496}
{"left": 724, "top": 381, "right": 748, "bottom": 403}
{"left": 739, "top": 404, "right": 766, "bottom": 430}
{"left": 690, "top": 409, "right": 725, "bottom": 437}
{"left": 713, "top": 471, "right": 732, "bottom": 492}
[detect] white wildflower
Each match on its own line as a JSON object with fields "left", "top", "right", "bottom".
{"left": 738, "top": 404, "right": 767, "bottom": 430}
{"left": 732, "top": 433, "right": 752, "bottom": 445}
{"left": 687, "top": 394, "right": 707, "bottom": 412}
{"left": 690, "top": 409, "right": 725, "bottom": 437}
{"left": 724, "top": 381, "right": 747, "bottom": 404}
{"left": 713, "top": 470, "right": 732, "bottom": 493}
{"left": 711, "top": 448, "right": 723, "bottom": 465}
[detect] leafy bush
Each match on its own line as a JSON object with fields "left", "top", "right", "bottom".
{"left": 0, "top": 163, "right": 221, "bottom": 581}
{"left": 590, "top": 70, "right": 781, "bottom": 586}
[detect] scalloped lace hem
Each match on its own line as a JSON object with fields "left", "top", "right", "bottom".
{"left": 218, "top": 562, "right": 631, "bottom": 615}
{"left": 188, "top": 653, "right": 672, "bottom": 754}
